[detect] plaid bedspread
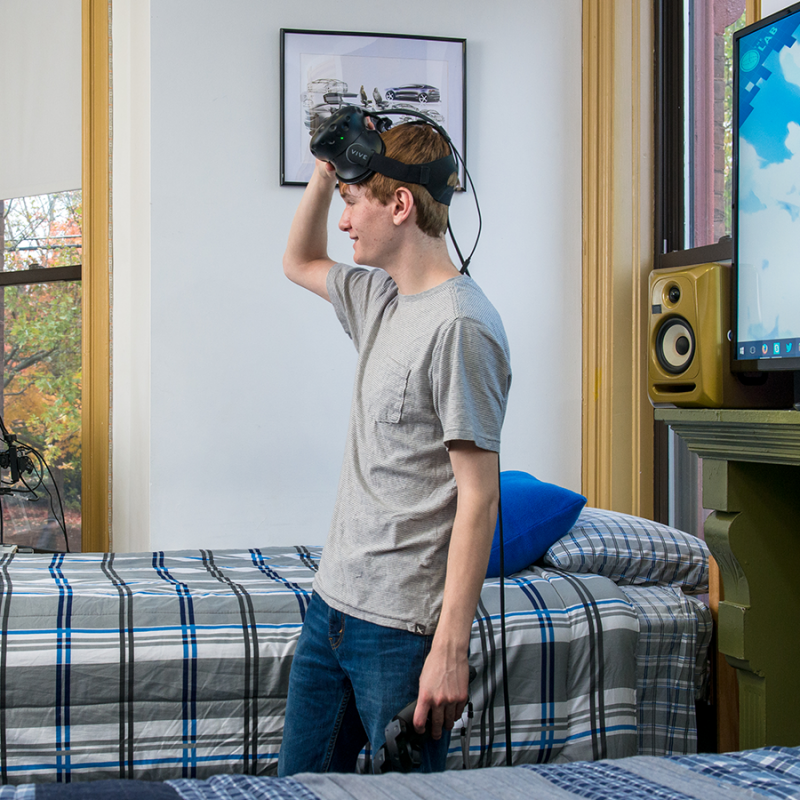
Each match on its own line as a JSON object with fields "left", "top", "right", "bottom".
{"left": 620, "top": 585, "right": 712, "bottom": 756}
{"left": 460, "top": 566, "right": 638, "bottom": 766}
{"left": 0, "top": 547, "right": 706, "bottom": 784}
{"left": 3, "top": 746, "right": 799, "bottom": 799}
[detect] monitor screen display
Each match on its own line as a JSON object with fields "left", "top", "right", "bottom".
{"left": 734, "top": 3, "right": 800, "bottom": 368}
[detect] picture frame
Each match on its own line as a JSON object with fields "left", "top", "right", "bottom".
{"left": 280, "top": 29, "right": 466, "bottom": 187}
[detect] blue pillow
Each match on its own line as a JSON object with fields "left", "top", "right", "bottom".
{"left": 486, "top": 471, "right": 587, "bottom": 578}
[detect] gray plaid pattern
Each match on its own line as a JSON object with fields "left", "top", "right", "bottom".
{"left": 0, "top": 544, "right": 709, "bottom": 784}
{"left": 460, "top": 567, "right": 639, "bottom": 767}
{"left": 545, "top": 508, "right": 709, "bottom": 594}
{"left": 163, "top": 747, "right": 800, "bottom": 800}
{"left": 1, "top": 748, "right": 798, "bottom": 799}
{"left": 671, "top": 746, "right": 800, "bottom": 799}
{"left": 0, "top": 548, "right": 313, "bottom": 784}
{"left": 171, "top": 774, "right": 319, "bottom": 800}
{"left": 619, "top": 586, "right": 712, "bottom": 756}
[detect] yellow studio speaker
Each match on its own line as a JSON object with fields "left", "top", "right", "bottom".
{"left": 647, "top": 263, "right": 790, "bottom": 408}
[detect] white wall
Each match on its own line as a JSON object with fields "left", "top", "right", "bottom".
{"left": 762, "top": 1, "right": 794, "bottom": 16}
{"left": 113, "top": 0, "right": 152, "bottom": 553}
{"left": 113, "top": 0, "right": 583, "bottom": 551}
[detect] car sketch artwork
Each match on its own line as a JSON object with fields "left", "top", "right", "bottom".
{"left": 384, "top": 84, "right": 440, "bottom": 103}
{"left": 301, "top": 79, "right": 442, "bottom": 134}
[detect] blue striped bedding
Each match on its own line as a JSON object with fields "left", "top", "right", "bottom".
{"left": 3, "top": 747, "right": 799, "bottom": 799}
{"left": 0, "top": 544, "right": 710, "bottom": 785}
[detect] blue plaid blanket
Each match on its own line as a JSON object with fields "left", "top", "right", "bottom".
{"left": 0, "top": 547, "right": 708, "bottom": 785}
{"left": 3, "top": 746, "right": 798, "bottom": 799}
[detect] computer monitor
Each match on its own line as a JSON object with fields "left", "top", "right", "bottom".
{"left": 732, "top": 2, "right": 800, "bottom": 376}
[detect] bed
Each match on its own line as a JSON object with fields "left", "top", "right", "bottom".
{"left": 4, "top": 747, "right": 800, "bottom": 799}
{"left": 0, "top": 506, "right": 712, "bottom": 785}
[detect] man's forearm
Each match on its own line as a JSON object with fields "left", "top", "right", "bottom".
{"left": 413, "top": 442, "right": 499, "bottom": 737}
{"left": 283, "top": 162, "right": 337, "bottom": 295}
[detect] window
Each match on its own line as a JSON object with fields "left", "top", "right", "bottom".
{"left": 657, "top": 0, "right": 746, "bottom": 262}
{"left": 654, "top": 0, "right": 747, "bottom": 533}
{"left": 0, "top": 192, "right": 82, "bottom": 551}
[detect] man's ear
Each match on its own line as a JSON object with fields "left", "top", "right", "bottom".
{"left": 390, "top": 186, "right": 415, "bottom": 226}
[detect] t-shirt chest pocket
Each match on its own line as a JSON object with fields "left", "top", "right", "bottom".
{"left": 365, "top": 357, "right": 410, "bottom": 424}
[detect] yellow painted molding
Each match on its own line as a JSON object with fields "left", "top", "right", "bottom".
{"left": 81, "top": 0, "right": 112, "bottom": 552}
{"left": 582, "top": 0, "right": 615, "bottom": 510}
{"left": 582, "top": 0, "right": 654, "bottom": 517}
{"left": 629, "top": 0, "right": 652, "bottom": 520}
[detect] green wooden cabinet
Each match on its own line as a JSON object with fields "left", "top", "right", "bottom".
{"left": 655, "top": 409, "right": 800, "bottom": 749}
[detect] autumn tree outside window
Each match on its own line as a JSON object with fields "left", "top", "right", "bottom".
{"left": 0, "top": 192, "right": 82, "bottom": 551}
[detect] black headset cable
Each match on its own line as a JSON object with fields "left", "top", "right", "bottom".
{"left": 497, "top": 459, "right": 512, "bottom": 766}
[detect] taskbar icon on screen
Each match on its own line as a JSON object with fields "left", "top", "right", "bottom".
{"left": 738, "top": 339, "right": 800, "bottom": 360}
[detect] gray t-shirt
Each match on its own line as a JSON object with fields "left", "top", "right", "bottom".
{"left": 313, "top": 263, "right": 512, "bottom": 634}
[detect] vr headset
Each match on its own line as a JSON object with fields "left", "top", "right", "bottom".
{"left": 309, "top": 105, "right": 458, "bottom": 206}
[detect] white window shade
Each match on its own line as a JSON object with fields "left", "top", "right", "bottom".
{"left": 0, "top": 0, "right": 82, "bottom": 201}
{"left": 762, "top": 2, "right": 795, "bottom": 17}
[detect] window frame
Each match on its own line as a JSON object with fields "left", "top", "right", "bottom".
{"left": 654, "top": 0, "right": 737, "bottom": 272}
{"left": 652, "top": 0, "right": 759, "bottom": 526}
{"left": 81, "top": 0, "right": 111, "bottom": 552}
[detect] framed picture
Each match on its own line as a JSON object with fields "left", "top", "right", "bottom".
{"left": 280, "top": 29, "right": 466, "bottom": 186}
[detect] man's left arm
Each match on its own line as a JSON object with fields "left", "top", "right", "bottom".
{"left": 413, "top": 439, "right": 499, "bottom": 738}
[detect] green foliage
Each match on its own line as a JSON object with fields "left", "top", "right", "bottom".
{"left": 723, "top": 12, "right": 747, "bottom": 234}
{"left": 1, "top": 192, "right": 82, "bottom": 508}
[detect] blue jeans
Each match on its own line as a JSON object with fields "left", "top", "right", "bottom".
{"left": 278, "top": 593, "right": 451, "bottom": 775}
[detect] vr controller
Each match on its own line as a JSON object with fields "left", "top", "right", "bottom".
{"left": 372, "top": 666, "right": 477, "bottom": 774}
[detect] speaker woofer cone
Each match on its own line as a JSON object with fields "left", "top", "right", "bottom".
{"left": 656, "top": 316, "right": 696, "bottom": 374}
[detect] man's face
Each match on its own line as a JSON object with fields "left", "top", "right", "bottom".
{"left": 338, "top": 184, "right": 396, "bottom": 268}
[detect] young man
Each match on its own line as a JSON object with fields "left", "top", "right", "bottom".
{"left": 277, "top": 120, "right": 511, "bottom": 775}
